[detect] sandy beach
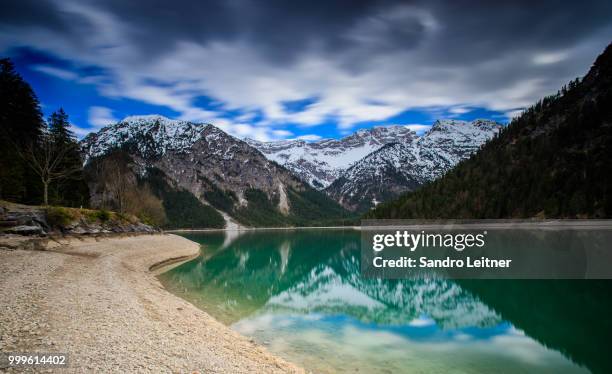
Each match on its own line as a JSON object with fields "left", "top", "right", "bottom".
{"left": 0, "top": 234, "right": 303, "bottom": 373}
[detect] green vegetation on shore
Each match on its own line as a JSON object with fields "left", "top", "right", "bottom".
{"left": 45, "top": 206, "right": 133, "bottom": 229}
{"left": 0, "top": 200, "right": 153, "bottom": 236}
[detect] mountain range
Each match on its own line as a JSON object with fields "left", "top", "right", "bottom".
{"left": 81, "top": 115, "right": 348, "bottom": 228}
{"left": 80, "top": 116, "right": 501, "bottom": 226}
{"left": 246, "top": 126, "right": 417, "bottom": 189}
{"left": 249, "top": 119, "right": 501, "bottom": 211}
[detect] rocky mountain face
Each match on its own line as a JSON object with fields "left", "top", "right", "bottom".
{"left": 81, "top": 115, "right": 347, "bottom": 228}
{"left": 247, "top": 126, "right": 418, "bottom": 189}
{"left": 82, "top": 115, "right": 206, "bottom": 164}
{"left": 326, "top": 119, "right": 502, "bottom": 211}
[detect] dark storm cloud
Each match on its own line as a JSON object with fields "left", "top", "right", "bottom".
{"left": 1, "top": 0, "right": 611, "bottom": 136}
{"left": 6, "top": 0, "right": 609, "bottom": 64}
{"left": 73, "top": 0, "right": 429, "bottom": 63}
{"left": 2, "top": 0, "right": 430, "bottom": 63}
{"left": 0, "top": 0, "right": 65, "bottom": 30}
{"left": 421, "top": 1, "right": 612, "bottom": 62}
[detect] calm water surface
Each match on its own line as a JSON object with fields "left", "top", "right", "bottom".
{"left": 159, "top": 230, "right": 611, "bottom": 374}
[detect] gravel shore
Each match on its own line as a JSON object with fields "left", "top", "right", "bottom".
{"left": 0, "top": 234, "right": 303, "bottom": 373}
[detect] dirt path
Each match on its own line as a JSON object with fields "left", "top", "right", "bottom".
{"left": 0, "top": 234, "right": 302, "bottom": 373}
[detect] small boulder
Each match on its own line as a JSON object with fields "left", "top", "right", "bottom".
{"left": 6, "top": 225, "right": 46, "bottom": 236}
{"left": 68, "top": 226, "right": 89, "bottom": 235}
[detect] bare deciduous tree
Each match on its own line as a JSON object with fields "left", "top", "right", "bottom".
{"left": 20, "top": 133, "right": 82, "bottom": 205}
{"left": 87, "top": 152, "right": 165, "bottom": 224}
{"left": 106, "top": 163, "right": 131, "bottom": 213}
{"left": 90, "top": 154, "right": 132, "bottom": 213}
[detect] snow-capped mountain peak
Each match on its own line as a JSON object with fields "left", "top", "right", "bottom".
{"left": 81, "top": 115, "right": 212, "bottom": 163}
{"left": 326, "top": 119, "right": 503, "bottom": 211}
{"left": 248, "top": 121, "right": 501, "bottom": 196}
{"left": 427, "top": 119, "right": 500, "bottom": 139}
{"left": 247, "top": 125, "right": 418, "bottom": 189}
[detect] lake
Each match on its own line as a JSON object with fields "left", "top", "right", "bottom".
{"left": 159, "top": 229, "right": 611, "bottom": 373}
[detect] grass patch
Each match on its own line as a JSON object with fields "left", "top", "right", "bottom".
{"left": 115, "top": 212, "right": 138, "bottom": 224}
{"left": 91, "top": 209, "right": 111, "bottom": 222}
{"left": 81, "top": 208, "right": 112, "bottom": 223}
{"left": 46, "top": 206, "right": 79, "bottom": 227}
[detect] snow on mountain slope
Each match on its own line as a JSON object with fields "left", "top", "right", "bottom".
{"left": 326, "top": 119, "right": 502, "bottom": 211}
{"left": 417, "top": 119, "right": 503, "bottom": 179}
{"left": 80, "top": 115, "right": 345, "bottom": 226}
{"left": 247, "top": 126, "right": 418, "bottom": 189}
{"left": 81, "top": 115, "right": 208, "bottom": 164}
{"left": 81, "top": 115, "right": 501, "bottom": 215}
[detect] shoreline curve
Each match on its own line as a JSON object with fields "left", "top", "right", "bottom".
{"left": 0, "top": 233, "right": 303, "bottom": 373}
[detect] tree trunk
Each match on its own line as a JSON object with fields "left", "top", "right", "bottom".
{"left": 43, "top": 180, "right": 48, "bottom": 206}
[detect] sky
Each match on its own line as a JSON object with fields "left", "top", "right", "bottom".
{"left": 1, "top": 1, "right": 611, "bottom": 141}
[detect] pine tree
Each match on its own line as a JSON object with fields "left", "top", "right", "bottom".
{"left": 0, "top": 58, "right": 45, "bottom": 202}
{"left": 48, "top": 108, "right": 75, "bottom": 144}
{"left": 45, "top": 109, "right": 89, "bottom": 207}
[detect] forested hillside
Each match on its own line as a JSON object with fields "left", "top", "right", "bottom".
{"left": 368, "top": 44, "right": 612, "bottom": 219}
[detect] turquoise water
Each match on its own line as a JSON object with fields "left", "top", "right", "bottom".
{"left": 159, "top": 230, "right": 611, "bottom": 373}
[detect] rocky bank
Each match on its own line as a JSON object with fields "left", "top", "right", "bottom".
{"left": 0, "top": 201, "right": 156, "bottom": 238}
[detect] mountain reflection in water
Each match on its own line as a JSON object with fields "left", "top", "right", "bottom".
{"left": 159, "top": 230, "right": 611, "bottom": 374}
